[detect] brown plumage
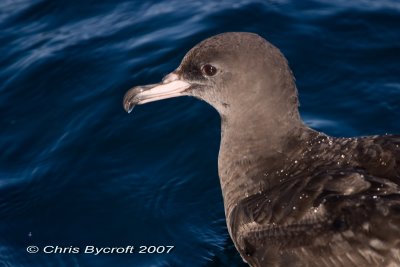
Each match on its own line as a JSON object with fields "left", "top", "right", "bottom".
{"left": 123, "top": 32, "right": 400, "bottom": 266}
{"left": 229, "top": 133, "right": 400, "bottom": 267}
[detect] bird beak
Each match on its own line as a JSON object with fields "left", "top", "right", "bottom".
{"left": 123, "top": 72, "right": 190, "bottom": 113}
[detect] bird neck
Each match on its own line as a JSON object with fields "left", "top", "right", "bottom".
{"left": 217, "top": 103, "right": 304, "bottom": 217}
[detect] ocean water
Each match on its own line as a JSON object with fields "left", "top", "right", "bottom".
{"left": 1, "top": 0, "right": 399, "bottom": 266}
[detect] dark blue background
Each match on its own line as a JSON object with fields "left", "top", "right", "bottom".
{"left": 1, "top": 0, "right": 399, "bottom": 266}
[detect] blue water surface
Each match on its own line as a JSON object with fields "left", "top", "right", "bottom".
{"left": 1, "top": 0, "right": 399, "bottom": 266}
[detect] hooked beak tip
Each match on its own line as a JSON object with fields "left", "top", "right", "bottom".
{"left": 123, "top": 86, "right": 144, "bottom": 113}
{"left": 125, "top": 102, "right": 134, "bottom": 113}
{"left": 123, "top": 95, "right": 132, "bottom": 113}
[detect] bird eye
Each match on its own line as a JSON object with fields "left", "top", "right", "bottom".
{"left": 201, "top": 64, "right": 217, "bottom": 77}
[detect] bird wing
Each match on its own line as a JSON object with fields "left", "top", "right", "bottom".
{"left": 230, "top": 135, "right": 400, "bottom": 267}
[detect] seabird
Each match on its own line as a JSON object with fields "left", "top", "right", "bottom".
{"left": 123, "top": 32, "right": 400, "bottom": 267}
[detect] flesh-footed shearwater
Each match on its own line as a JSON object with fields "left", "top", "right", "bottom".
{"left": 123, "top": 32, "right": 400, "bottom": 267}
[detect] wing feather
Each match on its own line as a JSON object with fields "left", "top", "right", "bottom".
{"left": 229, "top": 135, "right": 400, "bottom": 267}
